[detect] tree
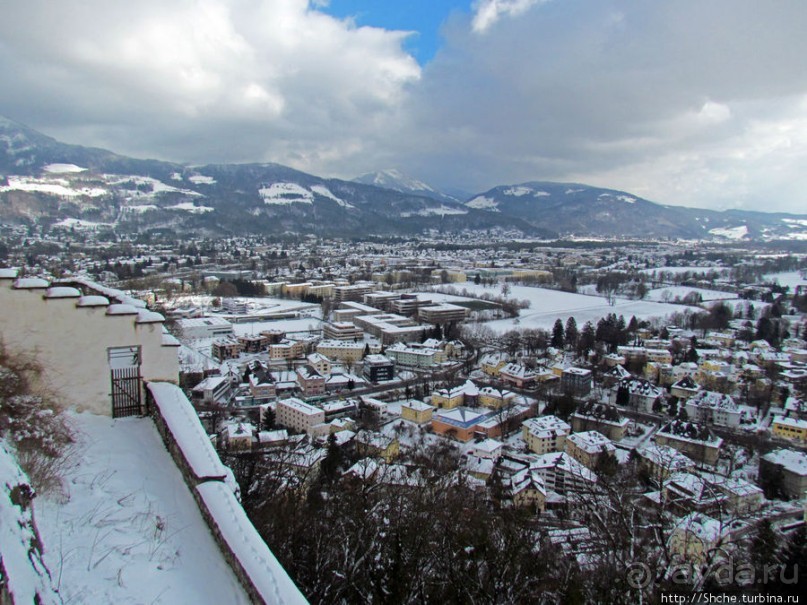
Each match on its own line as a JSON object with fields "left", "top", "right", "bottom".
{"left": 578, "top": 321, "right": 596, "bottom": 358}
{"left": 565, "top": 317, "right": 579, "bottom": 350}
{"left": 261, "top": 407, "right": 276, "bottom": 431}
{"left": 551, "top": 319, "right": 565, "bottom": 349}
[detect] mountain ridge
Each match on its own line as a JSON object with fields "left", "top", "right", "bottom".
{"left": 1, "top": 116, "right": 805, "bottom": 241}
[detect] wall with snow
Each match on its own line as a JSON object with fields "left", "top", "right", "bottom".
{"left": 0, "top": 270, "right": 179, "bottom": 416}
{"left": 146, "top": 382, "right": 307, "bottom": 605}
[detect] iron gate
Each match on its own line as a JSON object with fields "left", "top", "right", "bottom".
{"left": 109, "top": 346, "right": 142, "bottom": 418}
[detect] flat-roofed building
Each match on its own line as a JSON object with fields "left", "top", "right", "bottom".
{"left": 276, "top": 397, "right": 326, "bottom": 434}
{"left": 561, "top": 367, "right": 592, "bottom": 396}
{"left": 334, "top": 283, "right": 375, "bottom": 303}
{"left": 323, "top": 321, "right": 364, "bottom": 341}
{"left": 771, "top": 415, "right": 807, "bottom": 442}
{"left": 432, "top": 407, "right": 493, "bottom": 442}
{"left": 211, "top": 337, "right": 242, "bottom": 361}
{"left": 316, "top": 339, "right": 370, "bottom": 363}
{"left": 363, "top": 354, "right": 395, "bottom": 382}
{"left": 417, "top": 303, "right": 469, "bottom": 325}
{"left": 176, "top": 316, "right": 234, "bottom": 339}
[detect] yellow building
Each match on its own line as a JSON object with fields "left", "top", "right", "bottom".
{"left": 431, "top": 387, "right": 466, "bottom": 410}
{"left": 480, "top": 353, "right": 508, "bottom": 377}
{"left": 478, "top": 386, "right": 517, "bottom": 410}
{"left": 355, "top": 431, "right": 400, "bottom": 463}
{"left": 401, "top": 400, "right": 434, "bottom": 424}
{"left": 565, "top": 431, "right": 616, "bottom": 471}
{"left": 771, "top": 416, "right": 807, "bottom": 442}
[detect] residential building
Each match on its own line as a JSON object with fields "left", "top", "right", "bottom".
{"left": 478, "top": 386, "right": 517, "bottom": 410}
{"left": 565, "top": 431, "right": 616, "bottom": 471}
{"left": 685, "top": 391, "right": 741, "bottom": 428}
{"left": 480, "top": 352, "right": 508, "bottom": 377}
{"left": 771, "top": 416, "right": 807, "bottom": 442}
{"left": 522, "top": 416, "right": 571, "bottom": 455}
{"left": 316, "top": 339, "right": 369, "bottom": 363}
{"left": 400, "top": 400, "right": 434, "bottom": 424}
{"left": 276, "top": 397, "right": 326, "bottom": 434}
{"left": 611, "top": 377, "right": 663, "bottom": 413}
{"left": 509, "top": 469, "right": 547, "bottom": 512}
{"left": 363, "top": 354, "right": 395, "bottom": 382}
{"left": 385, "top": 342, "right": 442, "bottom": 367}
{"left": 531, "top": 452, "right": 597, "bottom": 495}
{"left": 635, "top": 443, "right": 696, "bottom": 486}
{"left": 191, "top": 375, "right": 232, "bottom": 406}
{"left": 269, "top": 339, "right": 304, "bottom": 361}
{"left": 355, "top": 431, "right": 400, "bottom": 463}
{"left": 222, "top": 421, "right": 254, "bottom": 451}
{"left": 306, "top": 352, "right": 332, "bottom": 376}
{"left": 499, "top": 362, "right": 538, "bottom": 389}
{"left": 759, "top": 449, "right": 807, "bottom": 500}
{"left": 671, "top": 376, "right": 701, "bottom": 400}
{"left": 570, "top": 402, "right": 629, "bottom": 441}
{"left": 211, "top": 337, "right": 241, "bottom": 361}
{"left": 561, "top": 367, "right": 592, "bottom": 396}
{"left": 296, "top": 365, "right": 326, "bottom": 397}
{"left": 654, "top": 420, "right": 723, "bottom": 466}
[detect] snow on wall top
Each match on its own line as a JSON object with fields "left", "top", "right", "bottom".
{"left": 106, "top": 303, "right": 139, "bottom": 316}
{"left": 77, "top": 295, "right": 110, "bottom": 307}
{"left": 195, "top": 481, "right": 309, "bottom": 605}
{"left": 147, "top": 382, "right": 228, "bottom": 481}
{"left": 0, "top": 268, "right": 19, "bottom": 279}
{"left": 136, "top": 309, "right": 166, "bottom": 324}
{"left": 12, "top": 277, "right": 49, "bottom": 289}
{"left": 44, "top": 286, "right": 81, "bottom": 298}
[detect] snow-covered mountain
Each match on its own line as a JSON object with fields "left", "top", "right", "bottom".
{"left": 353, "top": 169, "right": 459, "bottom": 204}
{"left": 0, "top": 117, "right": 537, "bottom": 237}
{"left": 464, "top": 181, "right": 807, "bottom": 241}
{"left": 2, "top": 116, "right": 806, "bottom": 241}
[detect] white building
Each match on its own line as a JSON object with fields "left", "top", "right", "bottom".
{"left": 685, "top": 391, "right": 741, "bottom": 427}
{"left": 276, "top": 397, "right": 326, "bottom": 434}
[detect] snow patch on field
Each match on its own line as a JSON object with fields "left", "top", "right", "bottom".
{"left": 709, "top": 225, "right": 748, "bottom": 240}
{"left": 310, "top": 185, "right": 354, "bottom": 208}
{"left": 35, "top": 412, "right": 250, "bottom": 605}
{"left": 401, "top": 205, "right": 468, "bottom": 217}
{"left": 466, "top": 196, "right": 499, "bottom": 210}
{"left": 53, "top": 218, "right": 111, "bottom": 230}
{"left": 259, "top": 182, "right": 314, "bottom": 205}
{"left": 43, "top": 163, "right": 86, "bottom": 174}
{"left": 188, "top": 174, "right": 217, "bottom": 185}
{"left": 166, "top": 202, "right": 214, "bottom": 213}
{"left": 0, "top": 176, "right": 107, "bottom": 197}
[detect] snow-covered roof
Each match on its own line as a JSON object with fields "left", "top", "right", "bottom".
{"left": 567, "top": 431, "right": 615, "bottom": 455}
{"left": 0, "top": 267, "right": 19, "bottom": 279}
{"left": 195, "top": 482, "right": 307, "bottom": 604}
{"left": 762, "top": 449, "right": 807, "bottom": 476}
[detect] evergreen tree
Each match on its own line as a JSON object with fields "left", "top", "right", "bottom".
{"left": 551, "top": 319, "right": 565, "bottom": 349}
{"left": 564, "top": 316, "right": 579, "bottom": 350}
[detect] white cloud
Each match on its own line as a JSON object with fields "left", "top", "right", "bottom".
{"left": 0, "top": 0, "right": 419, "bottom": 168}
{"left": 471, "top": 0, "right": 547, "bottom": 33}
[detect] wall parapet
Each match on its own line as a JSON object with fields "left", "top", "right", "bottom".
{"left": 146, "top": 381, "right": 307, "bottom": 605}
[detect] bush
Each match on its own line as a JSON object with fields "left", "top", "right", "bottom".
{"left": 0, "top": 346, "right": 76, "bottom": 495}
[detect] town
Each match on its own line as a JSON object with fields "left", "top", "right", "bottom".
{"left": 1, "top": 224, "right": 805, "bottom": 603}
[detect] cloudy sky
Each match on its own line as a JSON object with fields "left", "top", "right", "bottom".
{"left": 1, "top": 0, "right": 806, "bottom": 212}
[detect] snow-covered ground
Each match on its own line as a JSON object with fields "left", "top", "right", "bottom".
{"left": 764, "top": 271, "right": 806, "bottom": 291}
{"left": 644, "top": 285, "right": 738, "bottom": 302}
{"left": 35, "top": 412, "right": 250, "bottom": 605}
{"left": 448, "top": 283, "right": 700, "bottom": 333}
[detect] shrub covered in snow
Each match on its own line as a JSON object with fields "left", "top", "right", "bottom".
{"left": 0, "top": 347, "right": 75, "bottom": 494}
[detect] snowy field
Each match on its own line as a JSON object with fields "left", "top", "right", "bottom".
{"left": 644, "top": 286, "right": 738, "bottom": 302}
{"left": 764, "top": 271, "right": 806, "bottom": 290}
{"left": 441, "top": 283, "right": 700, "bottom": 333}
{"left": 36, "top": 413, "right": 249, "bottom": 605}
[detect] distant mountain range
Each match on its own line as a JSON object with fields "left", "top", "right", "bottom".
{"left": 2, "top": 115, "right": 806, "bottom": 241}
